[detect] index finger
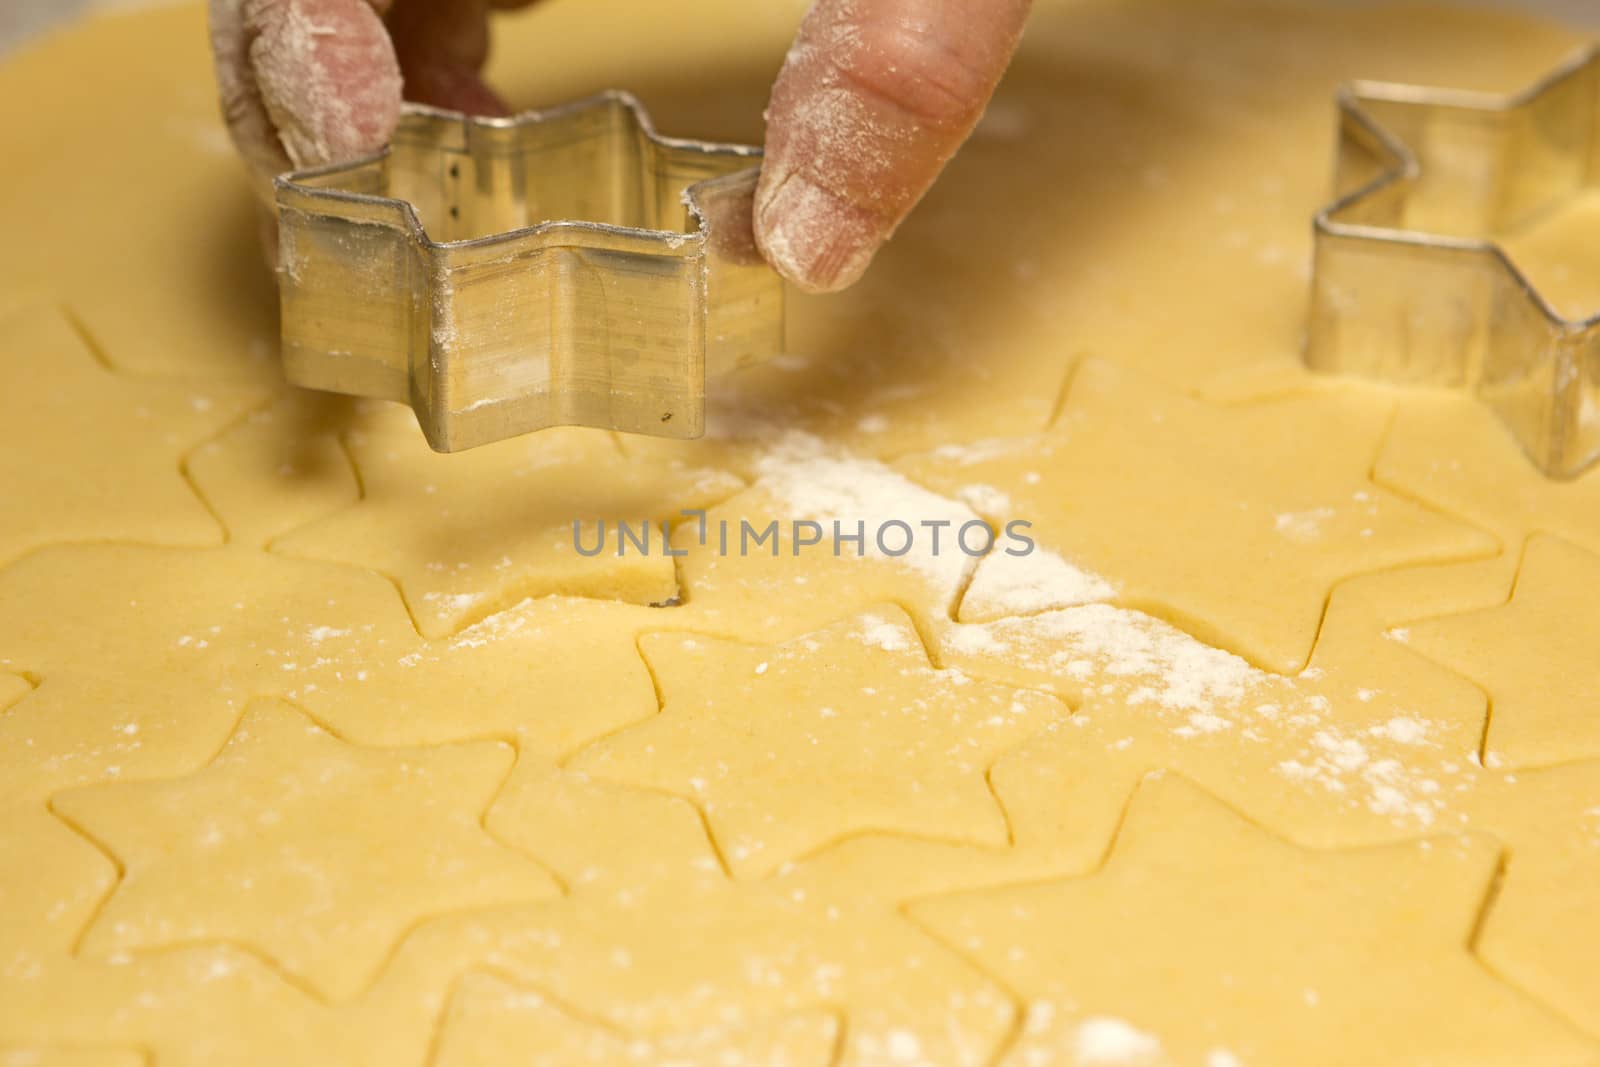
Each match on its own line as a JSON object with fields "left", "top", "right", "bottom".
{"left": 754, "top": 0, "right": 1031, "bottom": 293}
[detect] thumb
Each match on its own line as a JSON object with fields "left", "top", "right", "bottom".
{"left": 754, "top": 0, "right": 1031, "bottom": 293}
{"left": 209, "top": 0, "right": 403, "bottom": 182}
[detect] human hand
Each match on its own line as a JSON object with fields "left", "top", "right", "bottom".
{"left": 755, "top": 0, "right": 1032, "bottom": 292}
{"left": 209, "top": 0, "right": 1031, "bottom": 293}
{"left": 208, "top": 0, "right": 530, "bottom": 180}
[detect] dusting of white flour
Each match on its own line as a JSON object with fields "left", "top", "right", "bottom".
{"left": 947, "top": 604, "right": 1459, "bottom": 829}
{"left": 1073, "top": 1016, "right": 1165, "bottom": 1064}
{"left": 961, "top": 548, "right": 1118, "bottom": 620}
{"left": 751, "top": 431, "right": 981, "bottom": 602}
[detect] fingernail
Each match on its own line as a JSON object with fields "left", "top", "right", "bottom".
{"left": 755, "top": 168, "right": 882, "bottom": 293}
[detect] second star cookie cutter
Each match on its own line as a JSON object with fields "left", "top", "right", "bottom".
{"left": 275, "top": 92, "right": 784, "bottom": 452}
{"left": 1306, "top": 46, "right": 1600, "bottom": 480}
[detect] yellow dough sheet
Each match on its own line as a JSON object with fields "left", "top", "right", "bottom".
{"left": 0, "top": 1, "right": 1598, "bottom": 1065}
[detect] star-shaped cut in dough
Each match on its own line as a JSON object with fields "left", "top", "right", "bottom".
{"left": 51, "top": 701, "right": 559, "bottom": 1000}
{"left": 0, "top": 545, "right": 426, "bottom": 805}
{"left": 898, "top": 358, "right": 1495, "bottom": 672}
{"left": 1376, "top": 393, "right": 1600, "bottom": 555}
{"left": 0, "top": 936, "right": 449, "bottom": 1067}
{"left": 938, "top": 578, "right": 1495, "bottom": 866}
{"left": 433, "top": 972, "right": 838, "bottom": 1067}
{"left": 1468, "top": 761, "right": 1600, "bottom": 1039}
{"left": 0, "top": 805, "right": 114, "bottom": 999}
{"left": 0, "top": 546, "right": 671, "bottom": 1025}
{"left": 910, "top": 773, "right": 1595, "bottom": 1067}
{"left": 0, "top": 674, "right": 28, "bottom": 715}
{"left": 384, "top": 781, "right": 1016, "bottom": 1067}
{"left": 273, "top": 403, "right": 742, "bottom": 636}
{"left": 570, "top": 608, "right": 1069, "bottom": 878}
{"left": 0, "top": 304, "right": 263, "bottom": 567}
{"left": 185, "top": 389, "right": 362, "bottom": 549}
{"left": 1400, "top": 535, "right": 1600, "bottom": 768}
{"left": 285, "top": 595, "right": 662, "bottom": 759}
{"left": 0, "top": 545, "right": 664, "bottom": 812}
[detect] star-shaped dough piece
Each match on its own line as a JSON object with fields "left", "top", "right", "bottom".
{"left": 571, "top": 608, "right": 1069, "bottom": 878}
{"left": 910, "top": 774, "right": 1595, "bottom": 1067}
{"left": 1469, "top": 762, "right": 1600, "bottom": 1038}
{"left": 898, "top": 358, "right": 1495, "bottom": 671}
{"left": 0, "top": 545, "right": 669, "bottom": 1031}
{"left": 1401, "top": 536, "right": 1600, "bottom": 767}
{"left": 273, "top": 403, "right": 742, "bottom": 637}
{"left": 0, "top": 304, "right": 263, "bottom": 567}
{"left": 51, "top": 701, "right": 558, "bottom": 1000}
{"left": 433, "top": 972, "right": 838, "bottom": 1067}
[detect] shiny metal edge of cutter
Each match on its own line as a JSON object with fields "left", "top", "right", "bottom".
{"left": 1308, "top": 44, "right": 1600, "bottom": 480}
{"left": 274, "top": 91, "right": 785, "bottom": 453}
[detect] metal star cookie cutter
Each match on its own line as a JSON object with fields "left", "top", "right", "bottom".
{"left": 1306, "top": 46, "right": 1600, "bottom": 480}
{"left": 274, "top": 92, "right": 784, "bottom": 452}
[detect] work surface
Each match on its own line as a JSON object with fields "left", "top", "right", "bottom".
{"left": 2, "top": 1, "right": 1599, "bottom": 1064}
